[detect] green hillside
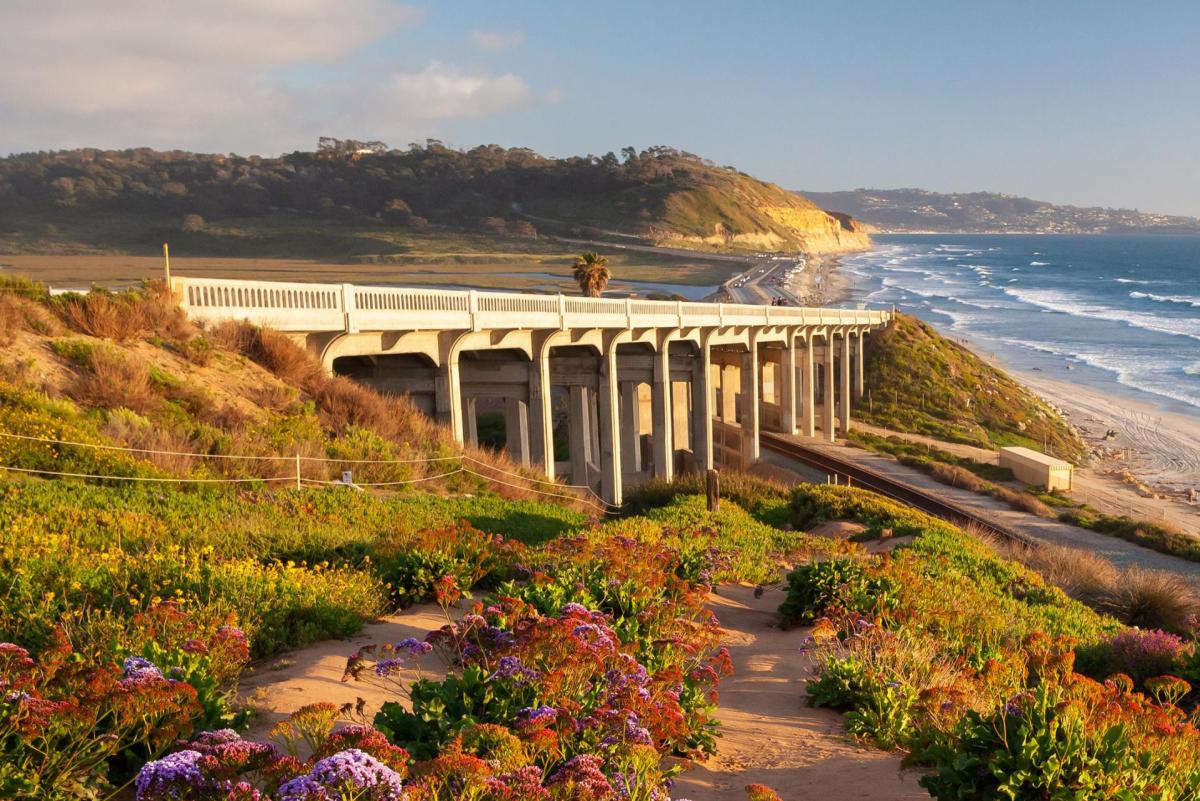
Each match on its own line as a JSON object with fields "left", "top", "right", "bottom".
{"left": 0, "top": 143, "right": 868, "bottom": 258}
{"left": 860, "top": 313, "right": 1085, "bottom": 460}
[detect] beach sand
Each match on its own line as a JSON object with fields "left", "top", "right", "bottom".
{"left": 953, "top": 339, "right": 1200, "bottom": 535}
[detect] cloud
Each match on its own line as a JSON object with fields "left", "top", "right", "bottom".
{"left": 381, "top": 62, "right": 532, "bottom": 119}
{"left": 0, "top": 1, "right": 535, "bottom": 153}
{"left": 471, "top": 30, "right": 526, "bottom": 52}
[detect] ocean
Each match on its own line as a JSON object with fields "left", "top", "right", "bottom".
{"left": 837, "top": 234, "right": 1200, "bottom": 417}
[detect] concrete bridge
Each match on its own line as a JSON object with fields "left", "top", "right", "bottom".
{"left": 173, "top": 276, "right": 892, "bottom": 504}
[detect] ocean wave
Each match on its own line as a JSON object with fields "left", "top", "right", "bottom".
{"left": 1001, "top": 338, "right": 1200, "bottom": 409}
{"left": 1001, "top": 287, "right": 1200, "bottom": 342}
{"left": 1114, "top": 277, "right": 1168, "bottom": 285}
{"left": 1129, "top": 291, "right": 1200, "bottom": 308}
{"left": 1029, "top": 261, "right": 1050, "bottom": 266}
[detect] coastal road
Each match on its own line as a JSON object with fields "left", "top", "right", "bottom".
{"left": 760, "top": 432, "right": 1200, "bottom": 580}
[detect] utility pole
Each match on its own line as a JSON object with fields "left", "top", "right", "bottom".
{"left": 163, "top": 242, "right": 171, "bottom": 284}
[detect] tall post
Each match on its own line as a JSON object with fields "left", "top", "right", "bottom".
{"left": 801, "top": 334, "right": 816, "bottom": 437}
{"left": 854, "top": 330, "right": 866, "bottom": 400}
{"left": 781, "top": 331, "right": 798, "bottom": 435}
{"left": 530, "top": 338, "right": 555, "bottom": 480}
{"left": 839, "top": 329, "right": 852, "bottom": 435}
{"left": 567, "top": 385, "right": 592, "bottom": 486}
{"left": 598, "top": 338, "right": 623, "bottom": 506}
{"left": 739, "top": 336, "right": 760, "bottom": 466}
{"left": 691, "top": 340, "right": 714, "bottom": 472}
{"left": 504, "top": 397, "right": 531, "bottom": 467}
{"left": 652, "top": 343, "right": 675, "bottom": 480}
{"left": 823, "top": 332, "right": 836, "bottom": 442}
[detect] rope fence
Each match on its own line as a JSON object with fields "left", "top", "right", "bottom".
{"left": 0, "top": 431, "right": 619, "bottom": 512}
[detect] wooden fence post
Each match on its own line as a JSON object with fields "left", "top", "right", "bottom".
{"left": 706, "top": 469, "right": 720, "bottom": 513}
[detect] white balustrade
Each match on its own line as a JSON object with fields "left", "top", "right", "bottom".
{"left": 173, "top": 276, "right": 892, "bottom": 334}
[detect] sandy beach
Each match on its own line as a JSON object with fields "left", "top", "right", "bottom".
{"left": 955, "top": 338, "right": 1200, "bottom": 535}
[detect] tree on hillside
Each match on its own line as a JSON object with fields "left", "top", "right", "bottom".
{"left": 572, "top": 252, "right": 611, "bottom": 297}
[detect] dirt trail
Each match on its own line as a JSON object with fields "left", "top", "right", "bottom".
{"left": 674, "top": 585, "right": 926, "bottom": 800}
{"left": 238, "top": 589, "right": 926, "bottom": 799}
{"left": 239, "top": 605, "right": 449, "bottom": 741}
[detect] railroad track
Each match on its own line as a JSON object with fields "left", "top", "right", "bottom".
{"left": 759, "top": 432, "right": 1036, "bottom": 547}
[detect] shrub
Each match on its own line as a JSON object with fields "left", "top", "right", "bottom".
{"left": 57, "top": 290, "right": 144, "bottom": 342}
{"left": 71, "top": 345, "right": 160, "bottom": 414}
{"left": 1097, "top": 567, "right": 1199, "bottom": 632}
{"left": 778, "top": 559, "right": 895, "bottom": 627}
{"left": 1079, "top": 628, "right": 1193, "bottom": 685}
{"left": 210, "top": 320, "right": 324, "bottom": 390}
{"left": 927, "top": 461, "right": 985, "bottom": 491}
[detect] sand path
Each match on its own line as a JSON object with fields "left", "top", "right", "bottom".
{"left": 238, "top": 588, "right": 926, "bottom": 799}
{"left": 674, "top": 584, "right": 925, "bottom": 800}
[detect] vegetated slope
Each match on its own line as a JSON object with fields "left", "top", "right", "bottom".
{"left": 0, "top": 276, "right": 563, "bottom": 500}
{"left": 800, "top": 187, "right": 1200, "bottom": 234}
{"left": 860, "top": 313, "right": 1085, "bottom": 460}
{"left": 0, "top": 143, "right": 868, "bottom": 258}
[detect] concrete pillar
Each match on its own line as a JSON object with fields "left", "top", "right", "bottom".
{"left": 691, "top": 341, "right": 713, "bottom": 471}
{"left": 781, "top": 334, "right": 798, "bottom": 435}
{"left": 587, "top": 386, "right": 601, "bottom": 470}
{"left": 854, "top": 330, "right": 865, "bottom": 400}
{"left": 801, "top": 337, "right": 816, "bottom": 437}
{"left": 435, "top": 357, "right": 464, "bottom": 443}
{"left": 464, "top": 397, "right": 479, "bottom": 447}
{"left": 620, "top": 380, "right": 641, "bottom": 473}
{"left": 823, "top": 335, "right": 836, "bottom": 442}
{"left": 739, "top": 340, "right": 760, "bottom": 466}
{"left": 530, "top": 342, "right": 555, "bottom": 480}
{"left": 567, "top": 385, "right": 591, "bottom": 486}
{"left": 652, "top": 346, "right": 674, "bottom": 480}
{"left": 504, "top": 397, "right": 531, "bottom": 467}
{"left": 720, "top": 361, "right": 738, "bottom": 423}
{"left": 598, "top": 343, "right": 623, "bottom": 506}
{"left": 840, "top": 329, "right": 852, "bottom": 435}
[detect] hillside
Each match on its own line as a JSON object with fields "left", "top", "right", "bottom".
{"left": 0, "top": 143, "right": 869, "bottom": 259}
{"left": 800, "top": 187, "right": 1200, "bottom": 234}
{"left": 0, "top": 276, "right": 575, "bottom": 503}
{"left": 861, "top": 313, "right": 1086, "bottom": 460}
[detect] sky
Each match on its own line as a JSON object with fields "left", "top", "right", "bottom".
{"left": 3, "top": 1, "right": 1199, "bottom": 216}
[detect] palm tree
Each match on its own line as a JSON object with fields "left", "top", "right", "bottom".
{"left": 572, "top": 252, "right": 611, "bottom": 298}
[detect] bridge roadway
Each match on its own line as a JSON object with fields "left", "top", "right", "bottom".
{"left": 173, "top": 276, "right": 892, "bottom": 505}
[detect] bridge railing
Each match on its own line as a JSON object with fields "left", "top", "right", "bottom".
{"left": 173, "top": 276, "right": 893, "bottom": 333}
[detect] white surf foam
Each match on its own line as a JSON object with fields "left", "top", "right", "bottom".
{"left": 1001, "top": 287, "right": 1200, "bottom": 342}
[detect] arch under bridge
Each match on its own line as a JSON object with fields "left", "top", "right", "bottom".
{"left": 173, "top": 277, "right": 893, "bottom": 505}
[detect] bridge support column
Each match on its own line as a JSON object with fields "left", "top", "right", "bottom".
{"left": 464, "top": 397, "right": 479, "bottom": 447}
{"left": 823, "top": 335, "right": 836, "bottom": 442}
{"left": 598, "top": 341, "right": 623, "bottom": 506}
{"left": 739, "top": 338, "right": 760, "bottom": 466}
{"left": 651, "top": 345, "right": 675, "bottom": 480}
{"left": 530, "top": 340, "right": 555, "bottom": 481}
{"left": 840, "top": 329, "right": 852, "bottom": 435}
{"left": 781, "top": 333, "right": 798, "bottom": 435}
{"left": 691, "top": 341, "right": 713, "bottom": 472}
{"left": 854, "top": 330, "right": 865, "bottom": 400}
{"left": 801, "top": 336, "right": 816, "bottom": 437}
{"left": 504, "top": 398, "right": 531, "bottom": 467}
{"left": 435, "top": 358, "right": 464, "bottom": 444}
{"left": 567, "top": 386, "right": 592, "bottom": 486}
{"left": 620, "top": 380, "right": 642, "bottom": 473}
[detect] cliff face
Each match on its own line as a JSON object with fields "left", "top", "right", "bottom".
{"left": 643, "top": 176, "right": 871, "bottom": 255}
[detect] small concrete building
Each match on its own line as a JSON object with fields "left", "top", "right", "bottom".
{"left": 999, "top": 446, "right": 1074, "bottom": 491}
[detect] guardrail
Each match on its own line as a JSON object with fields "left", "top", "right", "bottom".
{"left": 173, "top": 276, "right": 892, "bottom": 333}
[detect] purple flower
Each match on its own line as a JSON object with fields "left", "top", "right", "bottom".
{"left": 489, "top": 655, "right": 540, "bottom": 685}
{"left": 122, "top": 656, "right": 164, "bottom": 683}
{"left": 1105, "top": 628, "right": 1191, "bottom": 682}
{"left": 561, "top": 602, "right": 591, "bottom": 616}
{"left": 515, "top": 705, "right": 557, "bottom": 730}
{"left": 135, "top": 750, "right": 206, "bottom": 800}
{"left": 278, "top": 748, "right": 405, "bottom": 800}
{"left": 571, "top": 623, "right": 615, "bottom": 648}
